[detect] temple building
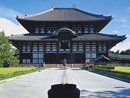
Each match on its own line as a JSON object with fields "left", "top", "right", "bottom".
{"left": 9, "top": 5, "right": 126, "bottom": 65}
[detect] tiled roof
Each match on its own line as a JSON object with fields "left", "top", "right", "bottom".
{"left": 73, "top": 34, "right": 126, "bottom": 41}
{"left": 17, "top": 8, "right": 112, "bottom": 21}
{"left": 9, "top": 33, "right": 126, "bottom": 41}
{"left": 94, "top": 55, "right": 111, "bottom": 62}
{"left": 109, "top": 53, "right": 130, "bottom": 60}
{"left": 9, "top": 34, "right": 57, "bottom": 41}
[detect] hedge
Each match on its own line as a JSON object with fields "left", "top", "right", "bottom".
{"left": 93, "top": 66, "right": 115, "bottom": 69}
{"left": 0, "top": 67, "right": 47, "bottom": 80}
{"left": 91, "top": 68, "right": 130, "bottom": 80}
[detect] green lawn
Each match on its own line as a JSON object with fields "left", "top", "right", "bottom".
{"left": 0, "top": 67, "right": 35, "bottom": 74}
{"left": 113, "top": 67, "right": 130, "bottom": 73}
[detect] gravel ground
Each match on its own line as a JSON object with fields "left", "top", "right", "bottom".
{"left": 0, "top": 68, "right": 130, "bottom": 98}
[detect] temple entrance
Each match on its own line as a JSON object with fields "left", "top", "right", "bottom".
{"left": 44, "top": 53, "right": 85, "bottom": 64}
{"left": 59, "top": 53, "right": 71, "bottom": 64}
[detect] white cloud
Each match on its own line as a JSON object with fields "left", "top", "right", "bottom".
{"left": 0, "top": 5, "right": 22, "bottom": 19}
{"left": 0, "top": 5, "right": 23, "bottom": 25}
{"left": 120, "top": 25, "right": 128, "bottom": 28}
{"left": 0, "top": 18, "right": 28, "bottom": 36}
{"left": 126, "top": 7, "right": 130, "bottom": 12}
{"left": 118, "top": 18, "right": 128, "bottom": 23}
{"left": 111, "top": 37, "right": 130, "bottom": 52}
{"left": 126, "top": 34, "right": 130, "bottom": 37}
{"left": 113, "top": 30, "right": 120, "bottom": 34}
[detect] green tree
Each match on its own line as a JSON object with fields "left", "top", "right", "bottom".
{"left": 115, "top": 50, "right": 120, "bottom": 54}
{"left": 120, "top": 49, "right": 130, "bottom": 55}
{"left": 0, "top": 31, "right": 19, "bottom": 67}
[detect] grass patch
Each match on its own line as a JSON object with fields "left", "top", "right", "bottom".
{"left": 113, "top": 67, "right": 130, "bottom": 73}
{"left": 0, "top": 67, "right": 35, "bottom": 74}
{"left": 0, "top": 67, "right": 47, "bottom": 80}
{"left": 91, "top": 66, "right": 130, "bottom": 81}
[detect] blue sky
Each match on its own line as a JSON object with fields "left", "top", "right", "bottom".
{"left": 0, "top": 0, "right": 130, "bottom": 51}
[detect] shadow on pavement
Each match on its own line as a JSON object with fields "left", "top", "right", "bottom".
{"left": 71, "top": 68, "right": 83, "bottom": 70}
{"left": 80, "top": 88, "right": 130, "bottom": 98}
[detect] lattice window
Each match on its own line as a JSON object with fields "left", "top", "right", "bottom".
{"left": 46, "top": 42, "right": 51, "bottom": 51}
{"left": 39, "top": 43, "right": 44, "bottom": 51}
{"left": 35, "top": 26, "right": 39, "bottom": 33}
{"left": 98, "top": 42, "right": 107, "bottom": 53}
{"left": 52, "top": 42, "right": 57, "bottom": 51}
{"left": 86, "top": 42, "right": 90, "bottom": 51}
{"left": 92, "top": 42, "right": 96, "bottom": 51}
{"left": 40, "top": 27, "right": 45, "bottom": 33}
{"left": 23, "top": 59, "right": 30, "bottom": 64}
{"left": 33, "top": 53, "right": 44, "bottom": 63}
{"left": 73, "top": 42, "right": 77, "bottom": 51}
{"left": 22, "top": 42, "right": 31, "bottom": 52}
{"left": 79, "top": 42, "right": 83, "bottom": 51}
{"left": 33, "top": 43, "right": 38, "bottom": 51}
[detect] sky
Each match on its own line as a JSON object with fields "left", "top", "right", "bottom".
{"left": 0, "top": 0, "right": 130, "bottom": 52}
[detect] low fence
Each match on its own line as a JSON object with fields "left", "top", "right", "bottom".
{"left": 18, "top": 64, "right": 83, "bottom": 68}
{"left": 91, "top": 68, "right": 130, "bottom": 80}
{"left": 45, "top": 64, "right": 83, "bottom": 68}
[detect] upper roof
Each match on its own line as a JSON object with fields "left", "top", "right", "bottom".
{"left": 17, "top": 8, "right": 112, "bottom": 22}
{"left": 9, "top": 33, "right": 126, "bottom": 41}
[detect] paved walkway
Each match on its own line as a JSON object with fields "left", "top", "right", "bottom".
{"left": 0, "top": 68, "right": 130, "bottom": 98}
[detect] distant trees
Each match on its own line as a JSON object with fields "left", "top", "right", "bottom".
{"left": 110, "top": 49, "right": 130, "bottom": 55}
{"left": 120, "top": 49, "right": 130, "bottom": 55}
{"left": 0, "top": 31, "right": 19, "bottom": 67}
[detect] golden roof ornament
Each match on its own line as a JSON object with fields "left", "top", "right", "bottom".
{"left": 52, "top": 4, "right": 55, "bottom": 8}
{"left": 73, "top": 4, "right": 77, "bottom": 8}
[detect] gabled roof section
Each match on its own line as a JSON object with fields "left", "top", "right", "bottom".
{"left": 51, "top": 28, "right": 77, "bottom": 37}
{"left": 109, "top": 53, "right": 130, "bottom": 60}
{"left": 56, "top": 28, "right": 77, "bottom": 35}
{"left": 94, "top": 55, "right": 111, "bottom": 62}
{"left": 9, "top": 33, "right": 126, "bottom": 41}
{"left": 72, "top": 33, "right": 126, "bottom": 41}
{"left": 17, "top": 8, "right": 112, "bottom": 21}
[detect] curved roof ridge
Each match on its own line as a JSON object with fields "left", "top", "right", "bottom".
{"left": 11, "top": 34, "right": 24, "bottom": 36}
{"left": 98, "top": 33, "right": 126, "bottom": 37}
{"left": 17, "top": 8, "right": 112, "bottom": 21}
{"left": 17, "top": 8, "right": 53, "bottom": 18}
{"left": 75, "top": 8, "right": 111, "bottom": 18}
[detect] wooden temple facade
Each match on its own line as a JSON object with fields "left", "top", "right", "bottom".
{"left": 9, "top": 6, "right": 126, "bottom": 64}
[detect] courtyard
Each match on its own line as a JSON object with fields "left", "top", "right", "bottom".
{"left": 0, "top": 68, "right": 130, "bottom": 98}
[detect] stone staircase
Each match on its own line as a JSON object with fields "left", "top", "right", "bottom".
{"left": 18, "top": 63, "right": 84, "bottom": 68}
{"left": 45, "top": 64, "right": 83, "bottom": 68}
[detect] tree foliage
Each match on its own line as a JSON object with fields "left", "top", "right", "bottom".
{"left": 110, "top": 49, "right": 130, "bottom": 55}
{"left": 120, "top": 49, "right": 130, "bottom": 55}
{"left": 0, "top": 31, "right": 19, "bottom": 67}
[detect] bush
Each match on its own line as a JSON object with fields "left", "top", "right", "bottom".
{"left": 91, "top": 67, "right": 130, "bottom": 80}
{"left": 94, "top": 66, "right": 115, "bottom": 69}
{"left": 0, "top": 67, "right": 47, "bottom": 80}
{"left": 83, "top": 66, "right": 88, "bottom": 70}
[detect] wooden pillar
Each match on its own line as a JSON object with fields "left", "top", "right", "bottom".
{"left": 83, "top": 41, "right": 86, "bottom": 63}
{"left": 20, "top": 41, "right": 22, "bottom": 63}
{"left": 50, "top": 41, "right": 52, "bottom": 51}
{"left": 70, "top": 40, "right": 72, "bottom": 53}
{"left": 77, "top": 42, "right": 79, "bottom": 51}
{"left": 106, "top": 41, "right": 108, "bottom": 56}
{"left": 56, "top": 41, "right": 59, "bottom": 63}
{"left": 96, "top": 41, "right": 98, "bottom": 56}
{"left": 37, "top": 42, "right": 39, "bottom": 52}
{"left": 30, "top": 41, "right": 33, "bottom": 64}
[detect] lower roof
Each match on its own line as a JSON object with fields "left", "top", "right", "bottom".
{"left": 9, "top": 33, "right": 126, "bottom": 42}
{"left": 109, "top": 53, "right": 130, "bottom": 60}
